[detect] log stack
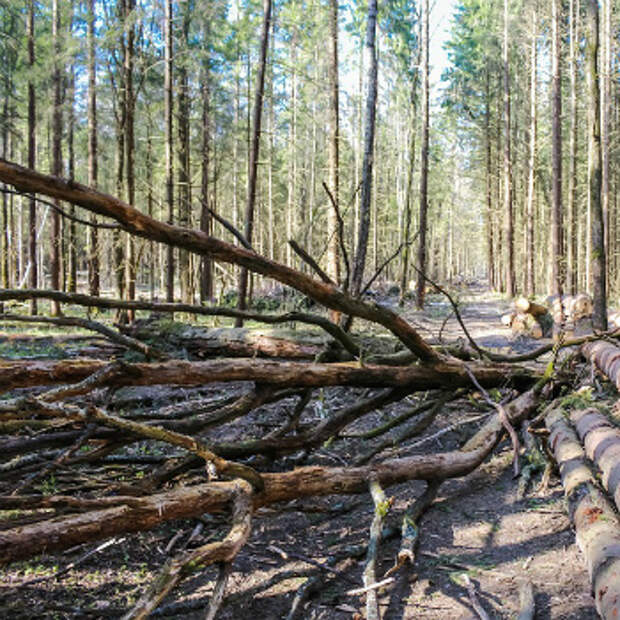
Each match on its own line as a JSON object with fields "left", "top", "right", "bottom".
{"left": 501, "top": 297, "right": 553, "bottom": 339}
{"left": 548, "top": 294, "right": 593, "bottom": 338}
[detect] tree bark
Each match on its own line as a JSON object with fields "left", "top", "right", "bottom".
{"left": 503, "top": 0, "right": 515, "bottom": 297}
{"left": 415, "top": 0, "right": 430, "bottom": 309}
{"left": 550, "top": 0, "right": 563, "bottom": 297}
{"left": 525, "top": 5, "right": 537, "bottom": 297}
{"left": 567, "top": 0, "right": 579, "bottom": 294}
{"left": 327, "top": 0, "right": 340, "bottom": 285}
{"left": 236, "top": 0, "right": 272, "bottom": 323}
{"left": 351, "top": 0, "right": 378, "bottom": 296}
{"left": 587, "top": 0, "right": 607, "bottom": 329}
{"left": 164, "top": 0, "right": 174, "bottom": 302}
{"left": 27, "top": 0, "right": 37, "bottom": 313}
{"left": 50, "top": 0, "right": 63, "bottom": 316}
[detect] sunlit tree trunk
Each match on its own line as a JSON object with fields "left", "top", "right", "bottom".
{"left": 550, "top": 0, "right": 563, "bottom": 296}
{"left": 567, "top": 0, "right": 579, "bottom": 294}
{"left": 587, "top": 0, "right": 607, "bottom": 329}
{"left": 415, "top": 0, "right": 429, "bottom": 308}
{"left": 27, "top": 0, "right": 37, "bottom": 312}
{"left": 525, "top": 4, "right": 537, "bottom": 297}
{"left": 503, "top": 0, "right": 515, "bottom": 297}
{"left": 165, "top": 0, "right": 174, "bottom": 302}
{"left": 236, "top": 0, "right": 272, "bottom": 324}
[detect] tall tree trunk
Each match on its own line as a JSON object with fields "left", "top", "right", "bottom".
{"left": 601, "top": 0, "right": 611, "bottom": 286}
{"left": 124, "top": 0, "right": 136, "bottom": 315}
{"left": 567, "top": 0, "right": 579, "bottom": 294}
{"left": 351, "top": 0, "right": 378, "bottom": 296}
{"left": 551, "top": 0, "right": 563, "bottom": 296}
{"left": 27, "top": 0, "right": 37, "bottom": 313}
{"left": 415, "top": 0, "right": 429, "bottom": 309}
{"left": 327, "top": 0, "right": 340, "bottom": 284}
{"left": 67, "top": 1, "right": 77, "bottom": 294}
{"left": 503, "top": 0, "right": 515, "bottom": 297}
{"left": 525, "top": 4, "right": 537, "bottom": 297}
{"left": 50, "top": 0, "right": 62, "bottom": 316}
{"left": 178, "top": 4, "right": 192, "bottom": 303}
{"left": 587, "top": 0, "right": 607, "bottom": 329}
{"left": 87, "top": 0, "right": 99, "bottom": 297}
{"left": 200, "top": 16, "right": 213, "bottom": 303}
{"left": 165, "top": 0, "right": 174, "bottom": 302}
{"left": 235, "top": 0, "right": 272, "bottom": 325}
{"left": 485, "top": 69, "right": 495, "bottom": 292}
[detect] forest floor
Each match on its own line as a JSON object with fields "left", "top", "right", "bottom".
{"left": 0, "top": 285, "right": 606, "bottom": 619}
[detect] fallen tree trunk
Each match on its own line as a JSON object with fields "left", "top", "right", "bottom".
{"left": 0, "top": 385, "right": 542, "bottom": 565}
{"left": 0, "top": 160, "right": 439, "bottom": 362}
{"left": 0, "top": 357, "right": 541, "bottom": 393}
{"left": 546, "top": 406, "right": 620, "bottom": 619}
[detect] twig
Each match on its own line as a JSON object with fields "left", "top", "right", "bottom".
{"left": 346, "top": 576, "right": 395, "bottom": 596}
{"left": 385, "top": 479, "right": 442, "bottom": 576}
{"left": 461, "top": 573, "right": 491, "bottom": 620}
{"left": 0, "top": 187, "right": 119, "bottom": 229}
{"left": 0, "top": 313, "right": 166, "bottom": 360}
{"left": 361, "top": 234, "right": 418, "bottom": 296}
{"left": 362, "top": 479, "right": 390, "bottom": 620}
{"left": 15, "top": 537, "right": 124, "bottom": 588}
{"left": 288, "top": 240, "right": 335, "bottom": 285}
{"left": 517, "top": 580, "right": 535, "bottom": 620}
{"left": 464, "top": 365, "right": 521, "bottom": 477}
{"left": 322, "top": 181, "right": 351, "bottom": 291}
{"left": 202, "top": 200, "right": 252, "bottom": 250}
{"left": 205, "top": 562, "right": 233, "bottom": 620}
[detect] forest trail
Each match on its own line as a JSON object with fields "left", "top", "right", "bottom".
{"left": 0, "top": 286, "right": 601, "bottom": 619}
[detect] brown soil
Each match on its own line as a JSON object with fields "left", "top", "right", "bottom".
{"left": 0, "top": 289, "right": 603, "bottom": 619}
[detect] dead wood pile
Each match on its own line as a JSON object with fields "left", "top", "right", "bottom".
{"left": 0, "top": 159, "right": 616, "bottom": 618}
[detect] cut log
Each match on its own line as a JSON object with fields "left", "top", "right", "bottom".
{"left": 501, "top": 312, "right": 515, "bottom": 327}
{"left": 570, "top": 407, "right": 620, "bottom": 512}
{"left": 546, "top": 407, "right": 620, "bottom": 619}
{"left": 514, "top": 296, "right": 548, "bottom": 318}
{"left": 582, "top": 341, "right": 620, "bottom": 389}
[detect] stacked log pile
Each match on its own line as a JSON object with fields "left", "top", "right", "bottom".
{"left": 501, "top": 297, "right": 553, "bottom": 339}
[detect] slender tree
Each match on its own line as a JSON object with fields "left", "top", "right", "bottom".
{"left": 503, "top": 0, "right": 515, "bottom": 297}
{"left": 327, "top": 0, "right": 340, "bottom": 285}
{"left": 525, "top": 2, "right": 537, "bottom": 296}
{"left": 587, "top": 0, "right": 606, "bottom": 329}
{"left": 415, "top": 0, "right": 429, "bottom": 309}
{"left": 165, "top": 0, "right": 174, "bottom": 302}
{"left": 50, "top": 0, "right": 62, "bottom": 316}
{"left": 550, "top": 0, "right": 563, "bottom": 296}
{"left": 567, "top": 0, "right": 579, "bottom": 294}
{"left": 235, "top": 0, "right": 272, "bottom": 323}
{"left": 351, "top": 0, "right": 378, "bottom": 296}
{"left": 27, "top": 0, "right": 37, "bottom": 313}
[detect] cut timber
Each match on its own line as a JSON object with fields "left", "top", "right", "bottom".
{"left": 570, "top": 407, "right": 620, "bottom": 512}
{"left": 546, "top": 407, "right": 620, "bottom": 619}
{"left": 0, "top": 357, "right": 540, "bottom": 392}
{"left": 511, "top": 312, "right": 544, "bottom": 339}
{"left": 582, "top": 341, "right": 620, "bottom": 389}
{"left": 514, "top": 296, "right": 548, "bottom": 318}
{"left": 501, "top": 312, "right": 515, "bottom": 327}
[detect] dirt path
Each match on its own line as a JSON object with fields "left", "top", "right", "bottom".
{"left": 0, "top": 288, "right": 600, "bottom": 619}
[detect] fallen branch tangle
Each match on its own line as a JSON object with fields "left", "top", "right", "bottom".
{"left": 0, "top": 159, "right": 612, "bottom": 617}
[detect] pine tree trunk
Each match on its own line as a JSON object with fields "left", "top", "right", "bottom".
{"left": 567, "top": 0, "right": 579, "bottom": 294}
{"left": 551, "top": 0, "right": 563, "bottom": 296}
{"left": 27, "top": 0, "right": 37, "bottom": 312}
{"left": 415, "top": 0, "right": 429, "bottom": 309}
{"left": 165, "top": 0, "right": 174, "bottom": 302}
{"left": 503, "top": 0, "right": 515, "bottom": 297}
{"left": 50, "top": 0, "right": 62, "bottom": 316}
{"left": 235, "top": 0, "right": 272, "bottom": 325}
{"left": 178, "top": 6, "right": 191, "bottom": 304}
{"left": 587, "top": 0, "right": 607, "bottom": 329}
{"left": 67, "top": 2, "right": 77, "bottom": 295}
{"left": 327, "top": 0, "right": 340, "bottom": 285}
{"left": 525, "top": 6, "right": 536, "bottom": 297}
